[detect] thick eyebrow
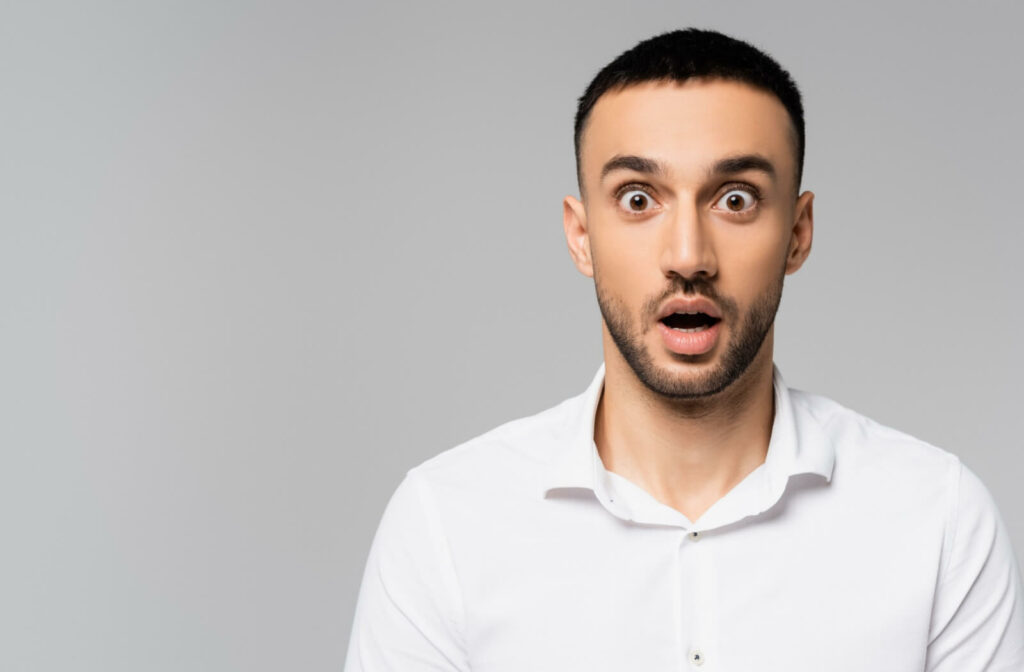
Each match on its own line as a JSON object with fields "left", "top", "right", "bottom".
{"left": 710, "top": 154, "right": 777, "bottom": 182}
{"left": 600, "top": 155, "right": 665, "bottom": 181}
{"left": 599, "top": 153, "right": 777, "bottom": 184}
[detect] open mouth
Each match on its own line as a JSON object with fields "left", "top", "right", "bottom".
{"left": 660, "top": 312, "right": 722, "bottom": 333}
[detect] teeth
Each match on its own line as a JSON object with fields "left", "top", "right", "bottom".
{"left": 671, "top": 326, "right": 709, "bottom": 333}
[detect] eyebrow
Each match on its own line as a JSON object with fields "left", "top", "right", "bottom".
{"left": 712, "top": 154, "right": 777, "bottom": 181}
{"left": 600, "top": 155, "right": 664, "bottom": 180}
{"left": 600, "top": 153, "right": 778, "bottom": 183}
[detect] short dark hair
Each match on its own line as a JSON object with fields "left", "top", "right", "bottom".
{"left": 574, "top": 28, "right": 805, "bottom": 196}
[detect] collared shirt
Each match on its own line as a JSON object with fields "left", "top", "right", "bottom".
{"left": 345, "top": 364, "right": 1024, "bottom": 671}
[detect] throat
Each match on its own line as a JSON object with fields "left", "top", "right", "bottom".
{"left": 595, "top": 357, "right": 778, "bottom": 521}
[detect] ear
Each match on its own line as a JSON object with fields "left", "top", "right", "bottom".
{"left": 563, "top": 194, "right": 594, "bottom": 278}
{"left": 785, "top": 190, "right": 814, "bottom": 275}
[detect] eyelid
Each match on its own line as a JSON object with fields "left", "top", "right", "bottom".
{"left": 713, "top": 181, "right": 762, "bottom": 214}
{"left": 718, "top": 181, "right": 762, "bottom": 198}
{"left": 611, "top": 180, "right": 763, "bottom": 215}
{"left": 613, "top": 182, "right": 657, "bottom": 199}
{"left": 614, "top": 182, "right": 662, "bottom": 214}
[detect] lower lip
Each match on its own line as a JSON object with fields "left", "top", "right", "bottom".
{"left": 657, "top": 320, "right": 721, "bottom": 356}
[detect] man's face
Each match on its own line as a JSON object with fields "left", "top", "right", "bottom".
{"left": 564, "top": 79, "right": 814, "bottom": 399}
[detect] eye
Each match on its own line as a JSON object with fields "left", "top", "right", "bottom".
{"left": 714, "top": 187, "right": 758, "bottom": 214}
{"left": 617, "top": 188, "right": 657, "bottom": 213}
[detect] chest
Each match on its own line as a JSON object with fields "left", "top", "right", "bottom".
{"left": 455, "top": 502, "right": 940, "bottom": 672}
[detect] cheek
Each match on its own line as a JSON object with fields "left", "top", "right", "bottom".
{"left": 715, "top": 225, "right": 789, "bottom": 289}
{"left": 591, "top": 222, "right": 659, "bottom": 292}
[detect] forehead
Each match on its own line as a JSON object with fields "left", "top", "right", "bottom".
{"left": 581, "top": 79, "right": 796, "bottom": 189}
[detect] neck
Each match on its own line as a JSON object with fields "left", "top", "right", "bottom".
{"left": 594, "top": 328, "right": 777, "bottom": 523}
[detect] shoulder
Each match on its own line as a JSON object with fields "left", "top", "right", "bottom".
{"left": 404, "top": 389, "right": 580, "bottom": 497}
{"left": 784, "top": 393, "right": 1024, "bottom": 664}
{"left": 787, "top": 386, "right": 1016, "bottom": 545}
{"left": 786, "top": 387, "right": 1008, "bottom": 569}
{"left": 790, "top": 386, "right": 961, "bottom": 482}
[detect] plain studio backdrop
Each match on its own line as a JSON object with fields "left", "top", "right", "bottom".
{"left": 2, "top": 1, "right": 1022, "bottom": 670}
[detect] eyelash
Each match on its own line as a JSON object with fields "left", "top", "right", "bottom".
{"left": 613, "top": 184, "right": 654, "bottom": 216}
{"left": 613, "top": 182, "right": 763, "bottom": 216}
{"left": 718, "top": 182, "right": 762, "bottom": 210}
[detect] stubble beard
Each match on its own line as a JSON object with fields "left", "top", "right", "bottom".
{"left": 594, "top": 266, "right": 785, "bottom": 400}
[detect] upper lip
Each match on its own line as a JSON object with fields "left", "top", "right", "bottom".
{"left": 656, "top": 296, "right": 722, "bottom": 321}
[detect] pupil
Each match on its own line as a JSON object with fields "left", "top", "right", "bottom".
{"left": 727, "top": 194, "right": 744, "bottom": 210}
{"left": 630, "top": 194, "right": 646, "bottom": 210}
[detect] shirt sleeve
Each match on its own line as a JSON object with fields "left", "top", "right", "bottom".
{"left": 926, "top": 460, "right": 1024, "bottom": 671}
{"left": 344, "top": 471, "right": 471, "bottom": 672}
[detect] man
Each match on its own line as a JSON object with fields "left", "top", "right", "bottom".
{"left": 344, "top": 29, "right": 1024, "bottom": 671}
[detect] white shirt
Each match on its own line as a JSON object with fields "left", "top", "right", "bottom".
{"left": 345, "top": 364, "right": 1024, "bottom": 671}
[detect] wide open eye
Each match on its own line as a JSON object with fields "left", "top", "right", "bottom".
{"left": 618, "top": 189, "right": 656, "bottom": 213}
{"left": 715, "top": 188, "right": 758, "bottom": 213}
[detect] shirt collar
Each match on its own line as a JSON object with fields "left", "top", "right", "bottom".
{"left": 540, "top": 362, "right": 836, "bottom": 518}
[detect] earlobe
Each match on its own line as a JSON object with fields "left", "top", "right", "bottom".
{"left": 563, "top": 195, "right": 594, "bottom": 278}
{"left": 785, "top": 191, "right": 814, "bottom": 274}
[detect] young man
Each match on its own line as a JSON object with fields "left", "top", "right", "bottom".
{"left": 345, "top": 29, "right": 1024, "bottom": 671}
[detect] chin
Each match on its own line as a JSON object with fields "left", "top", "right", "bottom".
{"left": 632, "top": 356, "right": 732, "bottom": 399}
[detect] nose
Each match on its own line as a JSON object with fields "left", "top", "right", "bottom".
{"left": 659, "top": 202, "right": 717, "bottom": 281}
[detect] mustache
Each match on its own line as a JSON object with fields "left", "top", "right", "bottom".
{"left": 675, "top": 275, "right": 718, "bottom": 299}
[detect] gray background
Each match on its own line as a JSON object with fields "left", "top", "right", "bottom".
{"left": 2, "top": 1, "right": 1021, "bottom": 670}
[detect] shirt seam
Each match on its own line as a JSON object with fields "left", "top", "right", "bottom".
{"left": 408, "top": 470, "right": 471, "bottom": 662}
{"left": 943, "top": 457, "right": 964, "bottom": 585}
{"left": 928, "top": 455, "right": 963, "bottom": 647}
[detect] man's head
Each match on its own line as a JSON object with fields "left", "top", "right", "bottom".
{"left": 563, "top": 30, "right": 814, "bottom": 400}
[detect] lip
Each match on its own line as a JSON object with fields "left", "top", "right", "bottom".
{"left": 656, "top": 296, "right": 723, "bottom": 321}
{"left": 657, "top": 320, "right": 721, "bottom": 355}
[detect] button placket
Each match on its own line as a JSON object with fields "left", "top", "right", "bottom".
{"left": 683, "top": 527, "right": 717, "bottom": 670}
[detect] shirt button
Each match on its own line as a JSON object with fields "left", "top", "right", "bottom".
{"left": 688, "top": 531, "right": 701, "bottom": 541}
{"left": 689, "top": 649, "right": 705, "bottom": 666}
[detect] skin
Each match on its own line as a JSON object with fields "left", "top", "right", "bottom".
{"left": 563, "top": 79, "right": 815, "bottom": 522}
